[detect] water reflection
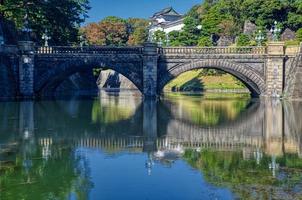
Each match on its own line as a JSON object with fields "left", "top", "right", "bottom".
{"left": 0, "top": 92, "right": 302, "bottom": 199}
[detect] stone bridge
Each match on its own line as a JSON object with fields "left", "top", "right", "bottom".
{"left": 1, "top": 41, "right": 301, "bottom": 99}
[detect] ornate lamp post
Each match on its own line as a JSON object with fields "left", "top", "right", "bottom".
{"left": 270, "top": 21, "right": 281, "bottom": 41}
{"left": 255, "top": 30, "right": 265, "bottom": 46}
{"left": 42, "top": 30, "right": 51, "bottom": 47}
{"left": 147, "top": 22, "right": 154, "bottom": 42}
{"left": 165, "top": 34, "right": 170, "bottom": 47}
{"left": 79, "top": 35, "right": 87, "bottom": 48}
{"left": 158, "top": 38, "right": 163, "bottom": 47}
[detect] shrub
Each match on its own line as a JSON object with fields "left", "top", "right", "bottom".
{"left": 296, "top": 28, "right": 302, "bottom": 42}
{"left": 236, "top": 34, "right": 250, "bottom": 46}
{"left": 198, "top": 36, "right": 212, "bottom": 47}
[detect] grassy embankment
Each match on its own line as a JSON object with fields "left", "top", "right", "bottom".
{"left": 164, "top": 69, "right": 248, "bottom": 92}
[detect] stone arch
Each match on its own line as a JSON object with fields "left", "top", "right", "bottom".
{"left": 35, "top": 58, "right": 143, "bottom": 97}
{"left": 158, "top": 60, "right": 266, "bottom": 96}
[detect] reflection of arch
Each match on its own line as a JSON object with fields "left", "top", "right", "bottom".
{"left": 164, "top": 99, "right": 262, "bottom": 128}
{"left": 35, "top": 59, "right": 143, "bottom": 96}
{"left": 158, "top": 60, "right": 266, "bottom": 96}
{"left": 33, "top": 98, "right": 144, "bottom": 136}
{"left": 164, "top": 99, "right": 264, "bottom": 129}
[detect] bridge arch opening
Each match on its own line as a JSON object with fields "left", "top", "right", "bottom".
{"left": 35, "top": 60, "right": 143, "bottom": 97}
{"left": 158, "top": 60, "right": 265, "bottom": 97}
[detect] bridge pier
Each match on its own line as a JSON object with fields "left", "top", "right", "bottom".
{"left": 18, "top": 41, "right": 35, "bottom": 98}
{"left": 142, "top": 43, "right": 158, "bottom": 99}
{"left": 266, "top": 42, "right": 285, "bottom": 98}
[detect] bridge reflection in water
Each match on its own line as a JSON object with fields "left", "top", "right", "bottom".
{"left": 1, "top": 93, "right": 301, "bottom": 165}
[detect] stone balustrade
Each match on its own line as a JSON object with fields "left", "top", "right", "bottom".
{"left": 34, "top": 46, "right": 270, "bottom": 56}
{"left": 159, "top": 46, "right": 267, "bottom": 55}
{"left": 285, "top": 45, "right": 301, "bottom": 57}
{"left": 36, "top": 46, "right": 143, "bottom": 55}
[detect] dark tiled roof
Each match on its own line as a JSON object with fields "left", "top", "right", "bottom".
{"left": 151, "top": 7, "right": 181, "bottom": 18}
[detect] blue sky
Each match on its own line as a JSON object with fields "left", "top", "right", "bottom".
{"left": 86, "top": 0, "right": 201, "bottom": 23}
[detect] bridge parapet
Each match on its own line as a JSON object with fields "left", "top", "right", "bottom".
{"left": 36, "top": 46, "right": 144, "bottom": 55}
{"left": 0, "top": 45, "right": 18, "bottom": 54}
{"left": 285, "top": 45, "right": 301, "bottom": 57}
{"left": 159, "top": 46, "right": 267, "bottom": 55}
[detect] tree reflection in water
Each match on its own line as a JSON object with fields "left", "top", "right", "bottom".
{"left": 0, "top": 145, "right": 92, "bottom": 200}
{"left": 183, "top": 149, "right": 302, "bottom": 199}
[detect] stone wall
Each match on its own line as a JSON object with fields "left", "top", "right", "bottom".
{"left": 97, "top": 69, "right": 137, "bottom": 89}
{"left": 217, "top": 36, "right": 234, "bottom": 46}
{"left": 281, "top": 28, "right": 296, "bottom": 41}
{"left": 243, "top": 21, "right": 257, "bottom": 35}
{"left": 290, "top": 55, "right": 302, "bottom": 99}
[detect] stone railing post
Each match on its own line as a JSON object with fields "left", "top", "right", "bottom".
{"left": 265, "top": 42, "right": 285, "bottom": 98}
{"left": 18, "top": 41, "right": 35, "bottom": 98}
{"left": 143, "top": 42, "right": 158, "bottom": 99}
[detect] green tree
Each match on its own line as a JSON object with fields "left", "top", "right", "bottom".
{"left": 198, "top": 36, "right": 212, "bottom": 47}
{"left": 237, "top": 34, "right": 250, "bottom": 46}
{"left": 297, "top": 28, "right": 302, "bottom": 42}
{"left": 0, "top": 0, "right": 90, "bottom": 45}
{"left": 152, "top": 30, "right": 166, "bottom": 45}
{"left": 177, "top": 16, "right": 201, "bottom": 46}
{"left": 194, "top": 0, "right": 302, "bottom": 44}
{"left": 168, "top": 31, "right": 181, "bottom": 46}
{"left": 243, "top": 0, "right": 302, "bottom": 31}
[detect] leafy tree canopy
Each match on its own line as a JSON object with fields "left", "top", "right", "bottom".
{"left": 237, "top": 34, "right": 251, "bottom": 46}
{"left": 190, "top": 0, "right": 302, "bottom": 39}
{"left": 0, "top": 0, "right": 90, "bottom": 45}
{"left": 297, "top": 28, "right": 302, "bottom": 42}
{"left": 82, "top": 16, "right": 148, "bottom": 46}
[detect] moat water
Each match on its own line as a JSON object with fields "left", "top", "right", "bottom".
{"left": 0, "top": 91, "right": 302, "bottom": 200}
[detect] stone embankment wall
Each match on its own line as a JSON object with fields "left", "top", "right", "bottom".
{"left": 97, "top": 69, "right": 136, "bottom": 90}
{"left": 284, "top": 48, "right": 302, "bottom": 99}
